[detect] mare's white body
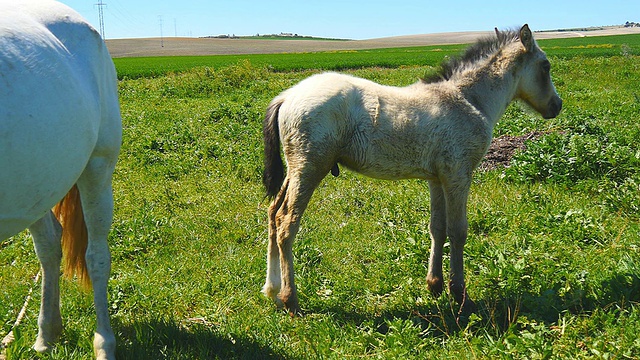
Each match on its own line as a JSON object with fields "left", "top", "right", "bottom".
{"left": 1, "top": 1, "right": 121, "bottom": 358}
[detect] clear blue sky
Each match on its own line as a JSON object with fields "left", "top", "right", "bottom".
{"left": 58, "top": 0, "right": 638, "bottom": 40}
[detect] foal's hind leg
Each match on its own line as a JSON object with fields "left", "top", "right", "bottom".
{"left": 262, "top": 178, "right": 288, "bottom": 306}
{"left": 77, "top": 157, "right": 117, "bottom": 360}
{"left": 426, "top": 180, "right": 447, "bottom": 297}
{"left": 29, "top": 211, "right": 63, "bottom": 353}
{"left": 274, "top": 172, "right": 324, "bottom": 314}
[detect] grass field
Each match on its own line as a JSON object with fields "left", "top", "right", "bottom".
{"left": 1, "top": 35, "right": 640, "bottom": 359}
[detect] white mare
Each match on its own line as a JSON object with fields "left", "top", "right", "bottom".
{"left": 1, "top": 1, "right": 121, "bottom": 359}
{"left": 262, "top": 25, "right": 562, "bottom": 315}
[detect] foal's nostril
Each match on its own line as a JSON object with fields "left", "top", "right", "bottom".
{"left": 554, "top": 98, "right": 563, "bottom": 115}
{"left": 546, "top": 97, "right": 562, "bottom": 118}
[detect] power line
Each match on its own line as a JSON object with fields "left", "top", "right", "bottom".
{"left": 106, "top": 0, "right": 146, "bottom": 37}
{"left": 95, "top": 0, "right": 106, "bottom": 38}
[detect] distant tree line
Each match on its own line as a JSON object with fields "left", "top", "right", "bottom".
{"left": 201, "top": 33, "right": 312, "bottom": 39}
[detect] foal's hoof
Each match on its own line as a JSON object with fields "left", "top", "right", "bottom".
{"left": 286, "top": 306, "right": 303, "bottom": 317}
{"left": 458, "top": 297, "right": 477, "bottom": 316}
{"left": 283, "top": 300, "right": 302, "bottom": 317}
{"left": 426, "top": 276, "right": 444, "bottom": 297}
{"left": 278, "top": 292, "right": 302, "bottom": 317}
{"left": 449, "top": 282, "right": 477, "bottom": 315}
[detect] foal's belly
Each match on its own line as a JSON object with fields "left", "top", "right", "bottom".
{"left": 339, "top": 156, "right": 437, "bottom": 181}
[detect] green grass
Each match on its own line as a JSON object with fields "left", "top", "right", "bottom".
{"left": 2, "top": 34, "right": 640, "bottom": 359}
{"left": 112, "top": 45, "right": 466, "bottom": 80}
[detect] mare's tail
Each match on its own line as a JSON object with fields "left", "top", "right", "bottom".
{"left": 53, "top": 184, "right": 91, "bottom": 289}
{"left": 263, "top": 98, "right": 286, "bottom": 199}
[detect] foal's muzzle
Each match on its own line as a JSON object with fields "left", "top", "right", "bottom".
{"left": 543, "top": 96, "right": 563, "bottom": 119}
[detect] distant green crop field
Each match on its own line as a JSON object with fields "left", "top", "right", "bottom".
{"left": 112, "top": 34, "right": 640, "bottom": 80}
{"left": 541, "top": 33, "right": 640, "bottom": 57}
{"left": 112, "top": 44, "right": 466, "bottom": 79}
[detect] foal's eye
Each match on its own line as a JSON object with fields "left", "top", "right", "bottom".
{"left": 541, "top": 60, "right": 551, "bottom": 72}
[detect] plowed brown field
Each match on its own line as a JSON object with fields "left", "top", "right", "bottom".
{"left": 105, "top": 26, "right": 640, "bottom": 58}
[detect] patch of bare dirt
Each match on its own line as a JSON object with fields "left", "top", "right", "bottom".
{"left": 479, "top": 131, "right": 546, "bottom": 171}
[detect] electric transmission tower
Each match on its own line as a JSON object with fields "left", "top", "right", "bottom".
{"left": 159, "top": 15, "right": 164, "bottom": 47}
{"left": 95, "top": 0, "right": 106, "bottom": 38}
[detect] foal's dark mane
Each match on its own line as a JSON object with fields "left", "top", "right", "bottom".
{"left": 422, "top": 28, "right": 520, "bottom": 83}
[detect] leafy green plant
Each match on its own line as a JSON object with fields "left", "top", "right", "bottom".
{"left": 505, "top": 113, "right": 640, "bottom": 185}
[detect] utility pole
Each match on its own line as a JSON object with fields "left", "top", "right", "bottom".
{"left": 158, "top": 15, "right": 164, "bottom": 47}
{"left": 95, "top": 0, "right": 106, "bottom": 38}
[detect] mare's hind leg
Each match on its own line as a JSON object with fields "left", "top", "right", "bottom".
{"left": 76, "top": 157, "right": 117, "bottom": 360}
{"left": 274, "top": 171, "right": 324, "bottom": 314}
{"left": 443, "top": 180, "right": 476, "bottom": 314}
{"left": 426, "top": 180, "right": 447, "bottom": 297}
{"left": 262, "top": 179, "right": 288, "bottom": 306}
{"left": 29, "top": 211, "right": 63, "bottom": 353}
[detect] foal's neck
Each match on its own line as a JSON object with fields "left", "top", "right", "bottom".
{"left": 456, "top": 54, "right": 521, "bottom": 131}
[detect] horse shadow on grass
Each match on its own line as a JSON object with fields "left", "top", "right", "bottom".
{"left": 484, "top": 269, "right": 640, "bottom": 325}
{"left": 301, "top": 269, "right": 640, "bottom": 340}
{"left": 113, "top": 316, "right": 291, "bottom": 360}
{"left": 110, "top": 271, "right": 640, "bottom": 358}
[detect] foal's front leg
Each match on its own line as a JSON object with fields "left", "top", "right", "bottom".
{"left": 444, "top": 182, "right": 476, "bottom": 314}
{"left": 426, "top": 180, "right": 447, "bottom": 297}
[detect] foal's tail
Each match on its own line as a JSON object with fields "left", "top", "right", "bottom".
{"left": 263, "top": 98, "right": 286, "bottom": 199}
{"left": 53, "top": 185, "right": 91, "bottom": 289}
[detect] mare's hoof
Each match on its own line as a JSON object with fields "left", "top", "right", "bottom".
{"left": 33, "top": 339, "right": 53, "bottom": 354}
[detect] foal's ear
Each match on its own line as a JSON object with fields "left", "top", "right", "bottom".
{"left": 520, "top": 24, "right": 534, "bottom": 52}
